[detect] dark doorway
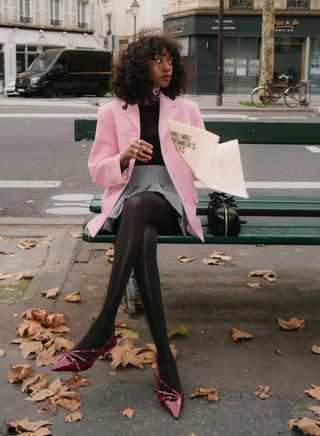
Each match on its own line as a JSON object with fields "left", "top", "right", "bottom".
{"left": 274, "top": 37, "right": 303, "bottom": 82}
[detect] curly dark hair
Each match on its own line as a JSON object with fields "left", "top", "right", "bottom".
{"left": 111, "top": 29, "right": 187, "bottom": 106}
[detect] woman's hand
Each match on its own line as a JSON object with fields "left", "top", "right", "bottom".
{"left": 120, "top": 139, "right": 153, "bottom": 169}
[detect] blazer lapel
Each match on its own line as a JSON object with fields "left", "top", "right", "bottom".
{"left": 159, "top": 93, "right": 177, "bottom": 144}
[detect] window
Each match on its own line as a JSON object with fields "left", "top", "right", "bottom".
{"left": 50, "top": 0, "right": 61, "bottom": 25}
{"left": 20, "top": 0, "right": 32, "bottom": 23}
{"left": 77, "top": 1, "right": 88, "bottom": 29}
{"left": 229, "top": 0, "right": 253, "bottom": 7}
{"left": 287, "top": 0, "right": 309, "bottom": 8}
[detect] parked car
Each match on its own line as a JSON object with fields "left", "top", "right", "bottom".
{"left": 4, "top": 80, "right": 19, "bottom": 97}
{"left": 15, "top": 49, "right": 112, "bottom": 98}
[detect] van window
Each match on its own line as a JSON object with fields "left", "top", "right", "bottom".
{"left": 27, "top": 50, "right": 59, "bottom": 71}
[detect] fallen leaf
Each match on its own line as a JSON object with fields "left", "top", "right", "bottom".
{"left": 248, "top": 269, "right": 277, "bottom": 282}
{"left": 66, "top": 374, "right": 90, "bottom": 389}
{"left": 106, "top": 246, "right": 114, "bottom": 263}
{"left": 311, "top": 345, "right": 320, "bottom": 355}
{"left": 21, "top": 373, "right": 49, "bottom": 394}
{"left": 305, "top": 385, "right": 320, "bottom": 400}
{"left": 230, "top": 327, "right": 253, "bottom": 342}
{"left": 289, "top": 417, "right": 320, "bottom": 435}
{"left": 19, "top": 340, "right": 44, "bottom": 359}
{"left": 110, "top": 339, "right": 144, "bottom": 370}
{"left": 254, "top": 385, "right": 273, "bottom": 399}
{"left": 309, "top": 406, "right": 320, "bottom": 417}
{"left": 8, "top": 364, "right": 35, "bottom": 383}
{"left": 0, "top": 272, "right": 16, "bottom": 280}
{"left": 0, "top": 347, "right": 5, "bottom": 357}
{"left": 178, "top": 255, "right": 196, "bottom": 263}
{"left": 202, "top": 258, "right": 224, "bottom": 266}
{"left": 69, "top": 231, "right": 82, "bottom": 239}
{"left": 278, "top": 317, "right": 305, "bottom": 331}
{"left": 64, "top": 412, "right": 82, "bottom": 423}
{"left": 41, "top": 287, "right": 60, "bottom": 299}
{"left": 190, "top": 386, "right": 219, "bottom": 402}
{"left": 122, "top": 407, "right": 134, "bottom": 418}
{"left": 16, "top": 271, "right": 37, "bottom": 280}
{"left": 17, "top": 239, "right": 38, "bottom": 249}
{"left": 115, "top": 327, "right": 139, "bottom": 340}
{"left": 246, "top": 282, "right": 261, "bottom": 289}
{"left": 42, "top": 235, "right": 55, "bottom": 246}
{"left": 27, "top": 199, "right": 35, "bottom": 204}
{"left": 26, "top": 387, "right": 56, "bottom": 403}
{"left": 209, "top": 251, "right": 231, "bottom": 261}
{"left": 275, "top": 348, "right": 283, "bottom": 355}
{"left": 64, "top": 291, "right": 84, "bottom": 303}
{"left": 6, "top": 417, "right": 52, "bottom": 434}
{"left": 168, "top": 325, "right": 188, "bottom": 339}
{"left": 115, "top": 319, "right": 128, "bottom": 328}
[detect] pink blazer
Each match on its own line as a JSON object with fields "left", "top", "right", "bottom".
{"left": 87, "top": 92, "right": 205, "bottom": 241}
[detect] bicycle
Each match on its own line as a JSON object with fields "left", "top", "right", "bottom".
{"left": 251, "top": 74, "right": 301, "bottom": 108}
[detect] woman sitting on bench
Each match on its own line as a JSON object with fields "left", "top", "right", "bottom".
{"left": 52, "top": 29, "right": 205, "bottom": 419}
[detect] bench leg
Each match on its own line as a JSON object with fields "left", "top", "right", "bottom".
{"left": 124, "top": 271, "right": 138, "bottom": 314}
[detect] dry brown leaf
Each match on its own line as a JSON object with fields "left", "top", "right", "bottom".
{"left": 21, "top": 373, "right": 49, "bottom": 394}
{"left": 16, "top": 271, "right": 37, "bottom": 280}
{"left": 115, "top": 319, "right": 128, "bottom": 328}
{"left": 42, "top": 235, "right": 55, "bottom": 246}
{"left": 202, "top": 258, "right": 224, "bottom": 266}
{"left": 35, "top": 349, "right": 59, "bottom": 368}
{"left": 178, "top": 255, "right": 196, "bottom": 263}
{"left": 0, "top": 347, "right": 5, "bottom": 357}
{"left": 275, "top": 348, "right": 283, "bottom": 355}
{"left": 26, "top": 387, "right": 56, "bottom": 403}
{"left": 17, "top": 239, "right": 38, "bottom": 250}
{"left": 309, "top": 406, "right": 320, "bottom": 417}
{"left": 51, "top": 336, "right": 74, "bottom": 353}
{"left": 305, "top": 385, "right": 320, "bottom": 400}
{"left": 65, "top": 412, "right": 82, "bottom": 423}
{"left": 69, "top": 231, "right": 82, "bottom": 239}
{"left": 248, "top": 269, "right": 277, "bottom": 282}
{"left": 66, "top": 374, "right": 90, "bottom": 389}
{"left": 122, "top": 407, "right": 134, "bottom": 418}
{"left": 110, "top": 339, "right": 144, "bottom": 370}
{"left": 8, "top": 364, "right": 35, "bottom": 383}
{"left": 209, "top": 251, "right": 231, "bottom": 261}
{"left": 27, "top": 199, "right": 35, "bottom": 204}
{"left": 19, "top": 340, "right": 44, "bottom": 359}
{"left": 115, "top": 327, "right": 139, "bottom": 340}
{"left": 0, "top": 272, "right": 16, "bottom": 280}
{"left": 190, "top": 387, "right": 219, "bottom": 402}
{"left": 278, "top": 317, "right": 305, "bottom": 331}
{"left": 64, "top": 291, "right": 84, "bottom": 303}
{"left": 6, "top": 417, "right": 52, "bottom": 434}
{"left": 46, "top": 313, "right": 66, "bottom": 329}
{"left": 17, "top": 320, "right": 44, "bottom": 338}
{"left": 254, "top": 385, "right": 273, "bottom": 399}
{"left": 230, "top": 327, "right": 253, "bottom": 342}
{"left": 289, "top": 417, "right": 320, "bottom": 435}
{"left": 41, "top": 287, "right": 60, "bottom": 300}
{"left": 246, "top": 282, "right": 261, "bottom": 289}
{"left": 311, "top": 345, "right": 320, "bottom": 355}
{"left": 106, "top": 246, "right": 114, "bottom": 263}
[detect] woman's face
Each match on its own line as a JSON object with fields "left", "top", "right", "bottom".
{"left": 146, "top": 49, "right": 173, "bottom": 88}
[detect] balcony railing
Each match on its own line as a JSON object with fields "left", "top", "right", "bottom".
{"left": 20, "top": 16, "right": 32, "bottom": 23}
{"left": 229, "top": 0, "right": 253, "bottom": 7}
{"left": 287, "top": 0, "right": 309, "bottom": 7}
{"left": 50, "top": 19, "right": 62, "bottom": 26}
{"left": 78, "top": 21, "right": 88, "bottom": 29}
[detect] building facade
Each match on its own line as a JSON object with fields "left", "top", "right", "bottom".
{"left": 164, "top": 0, "right": 320, "bottom": 94}
{"left": 0, "top": 0, "right": 102, "bottom": 90}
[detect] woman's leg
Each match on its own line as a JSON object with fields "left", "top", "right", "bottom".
{"left": 76, "top": 192, "right": 181, "bottom": 355}
{"left": 133, "top": 224, "right": 182, "bottom": 393}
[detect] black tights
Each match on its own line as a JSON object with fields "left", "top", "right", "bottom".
{"left": 77, "top": 192, "right": 182, "bottom": 392}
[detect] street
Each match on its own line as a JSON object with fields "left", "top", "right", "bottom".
{"left": 0, "top": 94, "right": 320, "bottom": 218}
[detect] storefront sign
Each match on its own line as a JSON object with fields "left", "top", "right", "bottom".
{"left": 274, "top": 18, "right": 300, "bottom": 33}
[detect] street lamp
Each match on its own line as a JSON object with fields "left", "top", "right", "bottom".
{"left": 216, "top": 0, "right": 224, "bottom": 106}
{"left": 130, "top": 0, "right": 140, "bottom": 41}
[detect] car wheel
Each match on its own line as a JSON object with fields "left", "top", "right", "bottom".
{"left": 42, "top": 85, "right": 55, "bottom": 98}
{"left": 95, "top": 84, "right": 107, "bottom": 97}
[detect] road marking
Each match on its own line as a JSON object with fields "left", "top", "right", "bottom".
{"left": 305, "top": 146, "right": 320, "bottom": 153}
{"left": 45, "top": 207, "right": 90, "bottom": 215}
{"left": 0, "top": 113, "right": 96, "bottom": 118}
{"left": 0, "top": 180, "right": 62, "bottom": 188}
{"left": 202, "top": 113, "right": 251, "bottom": 119}
{"left": 195, "top": 181, "right": 320, "bottom": 189}
{"left": 45, "top": 193, "right": 93, "bottom": 215}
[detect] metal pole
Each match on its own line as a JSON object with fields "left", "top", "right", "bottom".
{"left": 216, "top": 0, "right": 224, "bottom": 106}
{"left": 134, "top": 15, "right": 136, "bottom": 41}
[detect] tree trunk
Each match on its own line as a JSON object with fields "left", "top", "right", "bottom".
{"left": 260, "top": 0, "right": 275, "bottom": 84}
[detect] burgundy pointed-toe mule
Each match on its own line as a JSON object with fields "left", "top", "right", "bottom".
{"left": 154, "top": 374, "right": 184, "bottom": 419}
{"left": 51, "top": 335, "right": 117, "bottom": 372}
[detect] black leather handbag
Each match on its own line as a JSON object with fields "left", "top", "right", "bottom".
{"left": 207, "top": 192, "right": 241, "bottom": 236}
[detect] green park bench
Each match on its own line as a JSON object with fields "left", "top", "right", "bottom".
{"left": 75, "top": 117, "right": 320, "bottom": 312}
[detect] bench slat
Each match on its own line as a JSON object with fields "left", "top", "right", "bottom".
{"left": 89, "top": 193, "right": 320, "bottom": 217}
{"left": 82, "top": 224, "right": 320, "bottom": 245}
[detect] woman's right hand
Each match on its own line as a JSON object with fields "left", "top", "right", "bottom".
{"left": 120, "top": 139, "right": 153, "bottom": 169}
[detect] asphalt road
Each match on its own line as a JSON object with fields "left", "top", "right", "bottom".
{"left": 0, "top": 95, "right": 319, "bottom": 218}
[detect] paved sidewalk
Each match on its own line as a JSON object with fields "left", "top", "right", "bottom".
{"left": 1, "top": 219, "right": 320, "bottom": 435}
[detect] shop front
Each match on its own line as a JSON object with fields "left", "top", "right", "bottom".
{"left": 164, "top": 14, "right": 320, "bottom": 94}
